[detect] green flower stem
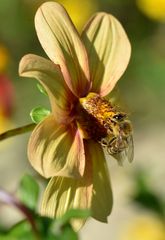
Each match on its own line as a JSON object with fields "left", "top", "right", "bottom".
{"left": 0, "top": 189, "right": 41, "bottom": 240}
{"left": 0, "top": 123, "right": 36, "bottom": 141}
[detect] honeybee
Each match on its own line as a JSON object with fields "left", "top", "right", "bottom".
{"left": 78, "top": 92, "right": 134, "bottom": 164}
{"left": 100, "top": 112, "right": 134, "bottom": 165}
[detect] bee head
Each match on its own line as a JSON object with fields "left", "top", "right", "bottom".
{"left": 112, "top": 112, "right": 127, "bottom": 122}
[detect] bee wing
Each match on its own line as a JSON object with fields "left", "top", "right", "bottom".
{"left": 112, "top": 135, "right": 134, "bottom": 165}
{"left": 127, "top": 135, "right": 134, "bottom": 162}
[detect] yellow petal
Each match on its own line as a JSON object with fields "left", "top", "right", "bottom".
{"left": 85, "top": 140, "right": 113, "bottom": 222}
{"left": 35, "top": 2, "right": 91, "bottom": 97}
{"left": 19, "top": 54, "right": 74, "bottom": 122}
{"left": 41, "top": 158, "right": 92, "bottom": 230}
{"left": 82, "top": 12, "right": 131, "bottom": 96}
{"left": 28, "top": 115, "right": 85, "bottom": 178}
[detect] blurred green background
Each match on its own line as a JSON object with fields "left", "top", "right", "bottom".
{"left": 0, "top": 0, "right": 165, "bottom": 239}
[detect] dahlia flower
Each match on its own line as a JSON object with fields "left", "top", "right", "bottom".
{"left": 19, "top": 1, "right": 132, "bottom": 229}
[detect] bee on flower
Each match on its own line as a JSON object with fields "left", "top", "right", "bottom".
{"left": 19, "top": 1, "right": 133, "bottom": 229}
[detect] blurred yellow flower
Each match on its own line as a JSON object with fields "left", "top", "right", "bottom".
{"left": 24, "top": 0, "right": 98, "bottom": 30}
{"left": 0, "top": 45, "right": 9, "bottom": 72}
{"left": 0, "top": 110, "right": 11, "bottom": 133}
{"left": 19, "top": 1, "right": 132, "bottom": 229}
{"left": 120, "top": 215, "right": 165, "bottom": 240}
{"left": 57, "top": 0, "right": 98, "bottom": 30}
{"left": 0, "top": 106, "right": 13, "bottom": 150}
{"left": 136, "top": 0, "right": 165, "bottom": 22}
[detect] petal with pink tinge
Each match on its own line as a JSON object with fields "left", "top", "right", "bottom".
{"left": 82, "top": 12, "right": 131, "bottom": 96}
{"left": 85, "top": 140, "right": 113, "bottom": 222}
{"left": 35, "top": 2, "right": 91, "bottom": 97}
{"left": 28, "top": 115, "right": 85, "bottom": 178}
{"left": 19, "top": 54, "right": 74, "bottom": 122}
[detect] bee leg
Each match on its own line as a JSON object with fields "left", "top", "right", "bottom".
{"left": 100, "top": 138, "right": 108, "bottom": 147}
{"left": 107, "top": 137, "right": 119, "bottom": 154}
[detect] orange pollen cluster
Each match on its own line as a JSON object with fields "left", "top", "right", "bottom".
{"left": 76, "top": 92, "right": 118, "bottom": 141}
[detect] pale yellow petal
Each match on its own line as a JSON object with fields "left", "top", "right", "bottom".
{"left": 82, "top": 12, "right": 131, "bottom": 96}
{"left": 35, "top": 2, "right": 91, "bottom": 97}
{"left": 19, "top": 54, "right": 74, "bottom": 122}
{"left": 28, "top": 115, "right": 85, "bottom": 178}
{"left": 85, "top": 140, "right": 113, "bottom": 222}
{"left": 41, "top": 158, "right": 92, "bottom": 230}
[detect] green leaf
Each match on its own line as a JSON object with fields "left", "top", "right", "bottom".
{"left": 0, "top": 221, "right": 35, "bottom": 240}
{"left": 36, "top": 216, "right": 53, "bottom": 237}
{"left": 0, "top": 214, "right": 80, "bottom": 240}
{"left": 53, "top": 209, "right": 90, "bottom": 234}
{"left": 30, "top": 107, "right": 50, "bottom": 124}
{"left": 56, "top": 224, "right": 78, "bottom": 240}
{"left": 0, "top": 225, "right": 7, "bottom": 234}
{"left": 133, "top": 170, "right": 165, "bottom": 218}
{"left": 37, "top": 83, "right": 48, "bottom": 96}
{"left": 34, "top": 215, "right": 78, "bottom": 240}
{"left": 59, "top": 209, "right": 91, "bottom": 225}
{"left": 17, "top": 174, "right": 39, "bottom": 211}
